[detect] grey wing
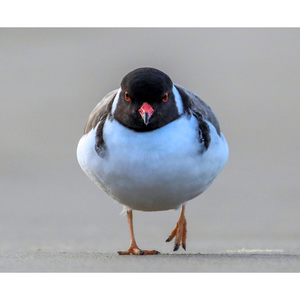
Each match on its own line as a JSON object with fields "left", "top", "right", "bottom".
{"left": 175, "top": 84, "right": 221, "bottom": 136}
{"left": 83, "top": 89, "right": 118, "bottom": 158}
{"left": 84, "top": 89, "right": 118, "bottom": 134}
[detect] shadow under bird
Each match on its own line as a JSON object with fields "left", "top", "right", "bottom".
{"left": 77, "top": 67, "right": 229, "bottom": 255}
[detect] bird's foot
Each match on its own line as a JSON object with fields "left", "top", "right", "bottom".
{"left": 118, "top": 247, "right": 160, "bottom": 255}
{"left": 166, "top": 215, "right": 187, "bottom": 251}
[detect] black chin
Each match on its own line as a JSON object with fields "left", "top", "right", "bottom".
{"left": 115, "top": 114, "right": 181, "bottom": 132}
{"left": 116, "top": 118, "right": 161, "bottom": 132}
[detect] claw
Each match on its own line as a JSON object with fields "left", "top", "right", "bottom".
{"left": 167, "top": 205, "right": 187, "bottom": 253}
{"left": 118, "top": 248, "right": 160, "bottom": 255}
{"left": 173, "top": 244, "right": 180, "bottom": 251}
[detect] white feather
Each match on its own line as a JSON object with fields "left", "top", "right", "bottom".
{"left": 172, "top": 85, "right": 184, "bottom": 115}
{"left": 77, "top": 113, "right": 228, "bottom": 212}
{"left": 111, "top": 88, "right": 121, "bottom": 115}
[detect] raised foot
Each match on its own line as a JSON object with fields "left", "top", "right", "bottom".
{"left": 118, "top": 247, "right": 160, "bottom": 255}
{"left": 166, "top": 216, "right": 187, "bottom": 252}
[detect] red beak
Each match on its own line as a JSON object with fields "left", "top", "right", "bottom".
{"left": 138, "top": 102, "right": 154, "bottom": 125}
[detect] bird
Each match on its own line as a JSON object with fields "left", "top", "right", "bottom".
{"left": 77, "top": 67, "right": 229, "bottom": 255}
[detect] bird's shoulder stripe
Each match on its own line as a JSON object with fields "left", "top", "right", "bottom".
{"left": 192, "top": 111, "right": 211, "bottom": 150}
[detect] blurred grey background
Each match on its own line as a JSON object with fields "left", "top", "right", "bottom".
{"left": 1, "top": 28, "right": 300, "bottom": 255}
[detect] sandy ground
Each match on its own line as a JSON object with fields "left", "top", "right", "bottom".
{"left": 1, "top": 251, "right": 300, "bottom": 272}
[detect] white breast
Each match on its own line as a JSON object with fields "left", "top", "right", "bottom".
{"left": 77, "top": 115, "right": 228, "bottom": 211}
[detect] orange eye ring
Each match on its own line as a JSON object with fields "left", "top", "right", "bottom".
{"left": 124, "top": 90, "right": 131, "bottom": 102}
{"left": 162, "top": 91, "right": 169, "bottom": 102}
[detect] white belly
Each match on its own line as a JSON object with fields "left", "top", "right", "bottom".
{"left": 77, "top": 115, "right": 228, "bottom": 211}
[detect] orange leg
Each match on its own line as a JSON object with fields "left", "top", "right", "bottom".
{"left": 118, "top": 210, "right": 160, "bottom": 255}
{"left": 166, "top": 205, "right": 187, "bottom": 251}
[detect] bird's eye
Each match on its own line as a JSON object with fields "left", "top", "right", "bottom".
{"left": 124, "top": 91, "right": 131, "bottom": 102}
{"left": 162, "top": 91, "right": 169, "bottom": 102}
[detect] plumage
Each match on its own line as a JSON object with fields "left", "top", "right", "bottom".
{"left": 77, "top": 67, "right": 229, "bottom": 254}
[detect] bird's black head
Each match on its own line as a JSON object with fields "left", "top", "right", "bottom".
{"left": 113, "top": 67, "right": 181, "bottom": 132}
